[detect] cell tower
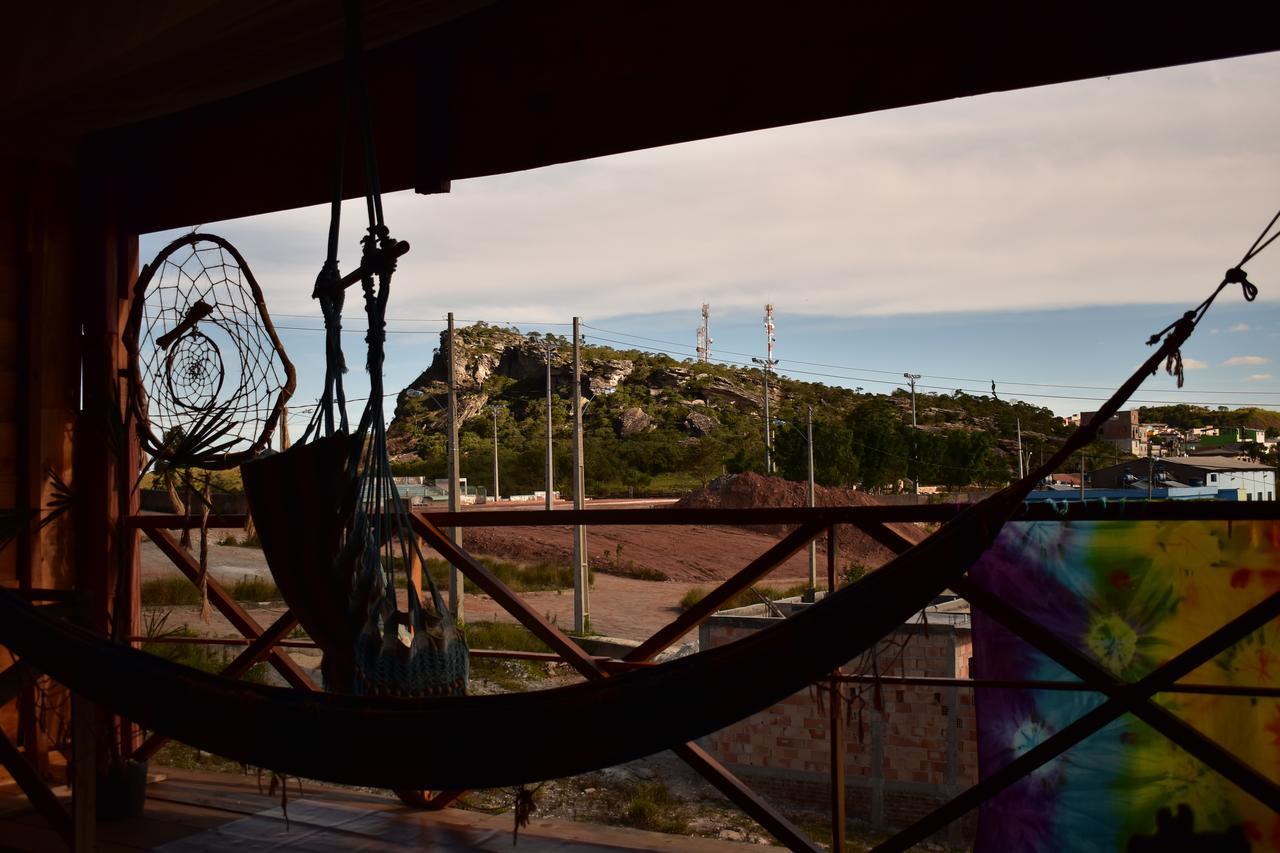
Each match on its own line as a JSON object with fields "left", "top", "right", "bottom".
{"left": 695, "top": 303, "right": 712, "bottom": 363}
{"left": 764, "top": 303, "right": 775, "bottom": 367}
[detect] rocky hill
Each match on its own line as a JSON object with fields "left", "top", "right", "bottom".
{"left": 386, "top": 323, "right": 1070, "bottom": 497}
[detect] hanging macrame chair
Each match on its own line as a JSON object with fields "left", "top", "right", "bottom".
{"left": 240, "top": 0, "right": 467, "bottom": 697}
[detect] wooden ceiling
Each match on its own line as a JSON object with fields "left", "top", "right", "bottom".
{"left": 8, "top": 2, "right": 1279, "bottom": 232}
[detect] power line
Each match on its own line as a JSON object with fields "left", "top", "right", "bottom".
{"left": 578, "top": 333, "right": 1280, "bottom": 409}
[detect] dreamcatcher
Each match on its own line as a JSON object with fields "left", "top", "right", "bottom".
{"left": 124, "top": 233, "right": 295, "bottom": 614}
{"left": 125, "top": 233, "right": 295, "bottom": 470}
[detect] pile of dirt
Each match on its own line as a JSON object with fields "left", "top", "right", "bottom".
{"left": 675, "top": 472, "right": 927, "bottom": 571}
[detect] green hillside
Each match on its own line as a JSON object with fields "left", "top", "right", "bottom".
{"left": 386, "top": 324, "right": 1084, "bottom": 497}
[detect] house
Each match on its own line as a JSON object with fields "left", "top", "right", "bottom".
{"left": 1079, "top": 409, "right": 1144, "bottom": 456}
{"left": 1088, "top": 456, "right": 1276, "bottom": 501}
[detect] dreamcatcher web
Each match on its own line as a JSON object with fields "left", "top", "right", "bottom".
{"left": 128, "top": 234, "right": 294, "bottom": 469}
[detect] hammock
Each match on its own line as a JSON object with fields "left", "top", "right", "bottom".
{"left": 0, "top": 276, "right": 1254, "bottom": 790}
{"left": 239, "top": 0, "right": 467, "bottom": 697}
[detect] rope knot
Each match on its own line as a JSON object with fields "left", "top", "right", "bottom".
{"left": 1224, "top": 267, "right": 1259, "bottom": 301}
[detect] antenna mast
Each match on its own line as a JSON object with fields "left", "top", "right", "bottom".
{"left": 695, "top": 302, "right": 712, "bottom": 363}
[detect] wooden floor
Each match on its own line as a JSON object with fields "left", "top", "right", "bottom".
{"left": 0, "top": 767, "right": 753, "bottom": 851}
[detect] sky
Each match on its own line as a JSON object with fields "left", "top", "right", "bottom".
{"left": 141, "top": 51, "right": 1280, "bottom": 433}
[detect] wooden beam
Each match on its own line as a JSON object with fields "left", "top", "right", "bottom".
{"left": 0, "top": 724, "right": 73, "bottom": 849}
{"left": 626, "top": 521, "right": 826, "bottom": 663}
{"left": 144, "top": 527, "right": 317, "bottom": 692}
{"left": 136, "top": 499, "right": 1280, "bottom": 533}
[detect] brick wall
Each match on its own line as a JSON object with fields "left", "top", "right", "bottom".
{"left": 700, "top": 605, "right": 977, "bottom": 841}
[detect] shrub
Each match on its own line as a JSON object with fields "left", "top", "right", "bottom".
{"left": 618, "top": 782, "right": 687, "bottom": 833}
{"left": 678, "top": 583, "right": 811, "bottom": 612}
{"left": 229, "top": 575, "right": 281, "bottom": 603}
{"left": 141, "top": 577, "right": 201, "bottom": 606}
{"left": 141, "top": 624, "right": 268, "bottom": 683}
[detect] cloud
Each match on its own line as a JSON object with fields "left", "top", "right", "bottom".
{"left": 1245, "top": 373, "right": 1273, "bottom": 382}
{"left": 1181, "top": 358, "right": 1207, "bottom": 370}
{"left": 140, "top": 52, "right": 1280, "bottom": 324}
{"left": 1229, "top": 323, "right": 1250, "bottom": 332}
{"left": 1209, "top": 328, "right": 1220, "bottom": 335}
{"left": 1222, "top": 355, "right": 1270, "bottom": 366}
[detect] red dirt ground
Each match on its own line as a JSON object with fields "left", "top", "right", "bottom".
{"left": 462, "top": 473, "right": 925, "bottom": 585}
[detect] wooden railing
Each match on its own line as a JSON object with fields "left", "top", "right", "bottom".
{"left": 127, "top": 500, "right": 1279, "bottom": 852}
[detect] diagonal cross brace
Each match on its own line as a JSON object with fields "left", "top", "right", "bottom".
{"left": 412, "top": 514, "right": 823, "bottom": 852}
{"left": 626, "top": 521, "right": 828, "bottom": 663}
{"left": 144, "top": 526, "right": 317, "bottom": 692}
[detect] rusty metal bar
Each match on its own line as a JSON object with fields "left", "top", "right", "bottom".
{"left": 143, "top": 526, "right": 317, "bottom": 692}
{"left": 625, "top": 521, "right": 826, "bottom": 663}
{"left": 0, "top": 724, "right": 73, "bottom": 849}
{"left": 412, "top": 514, "right": 823, "bottom": 851}
{"left": 132, "top": 611, "right": 302, "bottom": 762}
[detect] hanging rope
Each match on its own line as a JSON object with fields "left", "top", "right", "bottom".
{"left": 267, "top": 0, "right": 466, "bottom": 698}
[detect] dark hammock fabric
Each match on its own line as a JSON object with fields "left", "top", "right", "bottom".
{"left": 240, "top": 433, "right": 360, "bottom": 688}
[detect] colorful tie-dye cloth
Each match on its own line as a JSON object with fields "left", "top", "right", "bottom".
{"left": 971, "top": 520, "right": 1279, "bottom": 852}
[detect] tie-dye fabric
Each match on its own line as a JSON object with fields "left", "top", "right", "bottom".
{"left": 971, "top": 520, "right": 1280, "bottom": 852}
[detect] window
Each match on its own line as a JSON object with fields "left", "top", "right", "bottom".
{"left": 1209, "top": 473, "right": 1217, "bottom": 483}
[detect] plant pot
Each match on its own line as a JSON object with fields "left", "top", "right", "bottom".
{"left": 96, "top": 758, "right": 148, "bottom": 821}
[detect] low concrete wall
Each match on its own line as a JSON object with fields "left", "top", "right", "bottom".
{"left": 700, "top": 600, "right": 977, "bottom": 843}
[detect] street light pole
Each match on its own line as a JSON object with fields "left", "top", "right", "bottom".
{"left": 806, "top": 406, "right": 816, "bottom": 598}
{"left": 545, "top": 339, "right": 554, "bottom": 511}
{"left": 753, "top": 356, "right": 777, "bottom": 474}
{"left": 904, "top": 373, "right": 920, "bottom": 495}
{"left": 491, "top": 407, "right": 500, "bottom": 502}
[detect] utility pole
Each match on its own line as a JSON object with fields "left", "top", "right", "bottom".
{"left": 545, "top": 339, "right": 554, "bottom": 511}
{"left": 1152, "top": 438, "right": 1162, "bottom": 499}
{"left": 572, "top": 318, "right": 589, "bottom": 633}
{"left": 491, "top": 407, "right": 500, "bottom": 502}
{"left": 1080, "top": 453, "right": 1086, "bottom": 500}
{"left": 806, "top": 406, "right": 817, "bottom": 599}
{"left": 446, "top": 312, "right": 463, "bottom": 620}
{"left": 1016, "top": 418, "right": 1024, "bottom": 480}
{"left": 752, "top": 305, "right": 778, "bottom": 475}
{"left": 279, "top": 405, "right": 291, "bottom": 451}
{"left": 904, "top": 373, "right": 920, "bottom": 495}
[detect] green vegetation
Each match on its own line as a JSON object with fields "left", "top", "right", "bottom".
{"left": 141, "top": 575, "right": 281, "bottom": 606}
{"left": 678, "top": 583, "right": 811, "bottom": 612}
{"left": 462, "top": 620, "right": 554, "bottom": 689}
{"left": 425, "top": 556, "right": 587, "bottom": 594}
{"left": 617, "top": 781, "right": 688, "bottom": 834}
{"left": 591, "top": 543, "right": 667, "bottom": 581}
{"left": 229, "top": 575, "right": 281, "bottom": 602}
{"left": 141, "top": 624, "right": 268, "bottom": 683}
{"left": 140, "top": 577, "right": 203, "bottom": 606}
{"left": 386, "top": 323, "right": 1066, "bottom": 498}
